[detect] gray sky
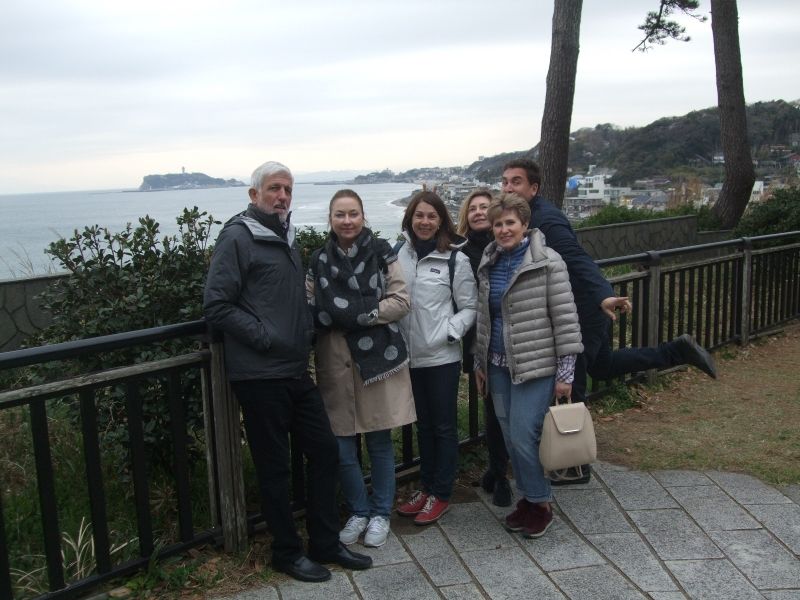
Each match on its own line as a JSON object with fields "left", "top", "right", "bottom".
{"left": 1, "top": 0, "right": 798, "bottom": 193}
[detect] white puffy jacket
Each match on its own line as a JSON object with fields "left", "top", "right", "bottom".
{"left": 397, "top": 232, "right": 478, "bottom": 368}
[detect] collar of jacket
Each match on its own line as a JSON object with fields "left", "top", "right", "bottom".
{"left": 234, "top": 214, "right": 296, "bottom": 246}
{"left": 401, "top": 230, "right": 467, "bottom": 259}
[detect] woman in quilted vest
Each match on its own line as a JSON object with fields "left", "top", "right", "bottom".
{"left": 473, "top": 193, "right": 583, "bottom": 538}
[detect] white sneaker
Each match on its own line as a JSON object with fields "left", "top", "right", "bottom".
{"left": 363, "top": 516, "right": 391, "bottom": 547}
{"left": 339, "top": 515, "right": 369, "bottom": 545}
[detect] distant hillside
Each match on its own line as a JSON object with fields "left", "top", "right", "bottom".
{"left": 459, "top": 99, "right": 800, "bottom": 185}
{"left": 139, "top": 172, "right": 246, "bottom": 191}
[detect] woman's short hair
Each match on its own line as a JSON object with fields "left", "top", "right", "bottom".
{"left": 487, "top": 192, "right": 531, "bottom": 227}
{"left": 402, "top": 190, "right": 458, "bottom": 253}
{"left": 456, "top": 188, "right": 493, "bottom": 236}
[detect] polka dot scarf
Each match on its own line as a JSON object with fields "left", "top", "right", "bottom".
{"left": 310, "top": 228, "right": 409, "bottom": 385}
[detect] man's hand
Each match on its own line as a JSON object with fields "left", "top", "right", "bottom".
{"left": 601, "top": 296, "right": 632, "bottom": 321}
{"left": 555, "top": 381, "right": 572, "bottom": 400}
{"left": 475, "top": 367, "right": 487, "bottom": 397}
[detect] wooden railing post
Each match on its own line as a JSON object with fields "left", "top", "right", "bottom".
{"left": 208, "top": 340, "right": 248, "bottom": 553}
{"left": 645, "top": 251, "right": 662, "bottom": 385}
{"left": 739, "top": 238, "right": 753, "bottom": 345}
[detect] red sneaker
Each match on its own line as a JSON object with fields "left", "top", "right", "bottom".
{"left": 521, "top": 504, "right": 553, "bottom": 538}
{"left": 504, "top": 499, "right": 531, "bottom": 532}
{"left": 397, "top": 491, "right": 430, "bottom": 516}
{"left": 413, "top": 495, "right": 450, "bottom": 525}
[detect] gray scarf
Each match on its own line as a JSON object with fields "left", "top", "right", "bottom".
{"left": 310, "top": 228, "right": 409, "bottom": 385}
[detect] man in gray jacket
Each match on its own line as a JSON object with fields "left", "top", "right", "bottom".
{"left": 203, "top": 161, "right": 371, "bottom": 582}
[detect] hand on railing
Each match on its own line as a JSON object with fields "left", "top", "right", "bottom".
{"left": 601, "top": 296, "right": 632, "bottom": 321}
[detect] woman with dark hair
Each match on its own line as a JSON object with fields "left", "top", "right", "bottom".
{"left": 308, "top": 189, "right": 416, "bottom": 547}
{"left": 456, "top": 189, "right": 511, "bottom": 507}
{"left": 394, "top": 190, "right": 477, "bottom": 525}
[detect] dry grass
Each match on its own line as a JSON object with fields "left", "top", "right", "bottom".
{"left": 594, "top": 321, "right": 800, "bottom": 485}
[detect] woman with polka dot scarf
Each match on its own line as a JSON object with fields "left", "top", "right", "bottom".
{"left": 307, "top": 189, "right": 417, "bottom": 548}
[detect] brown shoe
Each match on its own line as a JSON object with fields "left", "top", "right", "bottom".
{"left": 504, "top": 499, "right": 531, "bottom": 532}
{"left": 521, "top": 504, "right": 553, "bottom": 538}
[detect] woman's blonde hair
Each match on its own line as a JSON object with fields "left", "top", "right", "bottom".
{"left": 456, "top": 188, "right": 494, "bottom": 236}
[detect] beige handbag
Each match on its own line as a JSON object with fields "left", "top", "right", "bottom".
{"left": 539, "top": 397, "right": 597, "bottom": 473}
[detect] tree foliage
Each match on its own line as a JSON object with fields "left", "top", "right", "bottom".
{"left": 633, "top": 0, "right": 706, "bottom": 52}
{"left": 734, "top": 187, "right": 800, "bottom": 237}
{"left": 577, "top": 203, "right": 720, "bottom": 231}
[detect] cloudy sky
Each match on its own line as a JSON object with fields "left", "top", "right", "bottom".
{"left": 1, "top": 0, "right": 798, "bottom": 193}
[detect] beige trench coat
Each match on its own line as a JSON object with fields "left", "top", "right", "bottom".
{"left": 307, "top": 259, "right": 417, "bottom": 436}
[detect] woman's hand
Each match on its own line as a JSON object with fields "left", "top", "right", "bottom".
{"left": 475, "top": 367, "right": 487, "bottom": 397}
{"left": 555, "top": 381, "right": 572, "bottom": 401}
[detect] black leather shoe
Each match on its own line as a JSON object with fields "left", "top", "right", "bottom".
{"left": 273, "top": 555, "right": 331, "bottom": 582}
{"left": 309, "top": 542, "right": 373, "bottom": 571}
{"left": 493, "top": 477, "right": 512, "bottom": 507}
{"left": 479, "top": 469, "right": 496, "bottom": 493}
{"left": 675, "top": 334, "right": 717, "bottom": 379}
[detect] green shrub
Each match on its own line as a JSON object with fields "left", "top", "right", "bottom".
{"left": 734, "top": 186, "right": 800, "bottom": 237}
{"left": 577, "top": 204, "right": 721, "bottom": 231}
{"left": 30, "top": 208, "right": 219, "bottom": 473}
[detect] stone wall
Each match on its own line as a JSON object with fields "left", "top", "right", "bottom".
{"left": 575, "top": 215, "right": 701, "bottom": 260}
{"left": 0, "top": 274, "right": 63, "bottom": 352}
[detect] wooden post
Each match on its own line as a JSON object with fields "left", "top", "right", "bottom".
{"left": 739, "top": 238, "right": 753, "bottom": 345}
{"left": 209, "top": 341, "right": 248, "bottom": 553}
{"left": 646, "top": 251, "right": 662, "bottom": 385}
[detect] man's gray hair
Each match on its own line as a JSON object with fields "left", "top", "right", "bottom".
{"left": 250, "top": 161, "right": 293, "bottom": 190}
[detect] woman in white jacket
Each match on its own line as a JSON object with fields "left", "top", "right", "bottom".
{"left": 395, "top": 191, "right": 477, "bottom": 525}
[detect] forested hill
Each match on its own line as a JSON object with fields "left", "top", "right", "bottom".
{"left": 465, "top": 100, "right": 800, "bottom": 184}
{"left": 138, "top": 172, "right": 246, "bottom": 191}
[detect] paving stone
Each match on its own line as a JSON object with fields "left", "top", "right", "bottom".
{"left": 628, "top": 509, "right": 724, "bottom": 560}
{"left": 600, "top": 471, "right": 679, "bottom": 510}
{"left": 780, "top": 484, "right": 800, "bottom": 504}
{"left": 747, "top": 503, "right": 800, "bottom": 554}
{"left": 710, "top": 529, "right": 800, "bottom": 589}
{"left": 214, "top": 587, "right": 279, "bottom": 600}
{"left": 520, "top": 516, "right": 605, "bottom": 572}
{"left": 437, "top": 501, "right": 516, "bottom": 552}
{"left": 439, "top": 583, "right": 487, "bottom": 600}
{"left": 473, "top": 478, "right": 519, "bottom": 520}
{"left": 355, "top": 529, "right": 412, "bottom": 566}
{"left": 549, "top": 564, "right": 647, "bottom": 600}
{"left": 402, "top": 525, "right": 472, "bottom": 586}
{"left": 594, "top": 461, "right": 631, "bottom": 474}
{"left": 762, "top": 592, "right": 800, "bottom": 599}
{"left": 665, "top": 559, "right": 765, "bottom": 600}
{"left": 278, "top": 571, "right": 357, "bottom": 600}
{"left": 554, "top": 489, "right": 633, "bottom": 534}
{"left": 647, "top": 593, "right": 688, "bottom": 600}
{"left": 652, "top": 470, "right": 714, "bottom": 487}
{"left": 460, "top": 546, "right": 564, "bottom": 599}
{"left": 706, "top": 471, "right": 792, "bottom": 505}
{"left": 352, "top": 562, "right": 438, "bottom": 600}
{"left": 667, "top": 485, "right": 761, "bottom": 531}
{"left": 586, "top": 532, "right": 677, "bottom": 592}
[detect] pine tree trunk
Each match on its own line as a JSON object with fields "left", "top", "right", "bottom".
{"left": 538, "top": 0, "right": 583, "bottom": 210}
{"left": 710, "top": 0, "right": 755, "bottom": 229}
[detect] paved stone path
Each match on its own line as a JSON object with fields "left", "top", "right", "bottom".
{"left": 215, "top": 462, "right": 800, "bottom": 599}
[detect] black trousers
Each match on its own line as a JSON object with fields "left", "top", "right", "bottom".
{"left": 573, "top": 318, "right": 682, "bottom": 403}
{"left": 232, "top": 374, "right": 340, "bottom": 563}
{"left": 483, "top": 390, "right": 509, "bottom": 480}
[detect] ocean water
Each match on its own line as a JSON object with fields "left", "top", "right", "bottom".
{"left": 0, "top": 183, "right": 419, "bottom": 280}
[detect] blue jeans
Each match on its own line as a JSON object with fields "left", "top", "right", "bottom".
{"left": 488, "top": 364, "right": 553, "bottom": 504}
{"left": 409, "top": 362, "right": 461, "bottom": 501}
{"left": 337, "top": 430, "right": 396, "bottom": 518}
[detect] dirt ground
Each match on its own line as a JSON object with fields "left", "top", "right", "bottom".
{"left": 594, "top": 320, "right": 800, "bottom": 485}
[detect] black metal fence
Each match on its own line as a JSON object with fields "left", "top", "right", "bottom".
{"left": 1, "top": 232, "right": 799, "bottom": 600}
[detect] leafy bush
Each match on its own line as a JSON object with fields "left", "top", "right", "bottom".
{"left": 31, "top": 208, "right": 219, "bottom": 473}
{"left": 577, "top": 204, "right": 721, "bottom": 231}
{"left": 734, "top": 186, "right": 800, "bottom": 237}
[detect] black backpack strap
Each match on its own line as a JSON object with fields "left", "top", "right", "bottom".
{"left": 393, "top": 239, "right": 405, "bottom": 254}
{"left": 448, "top": 250, "right": 458, "bottom": 312}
